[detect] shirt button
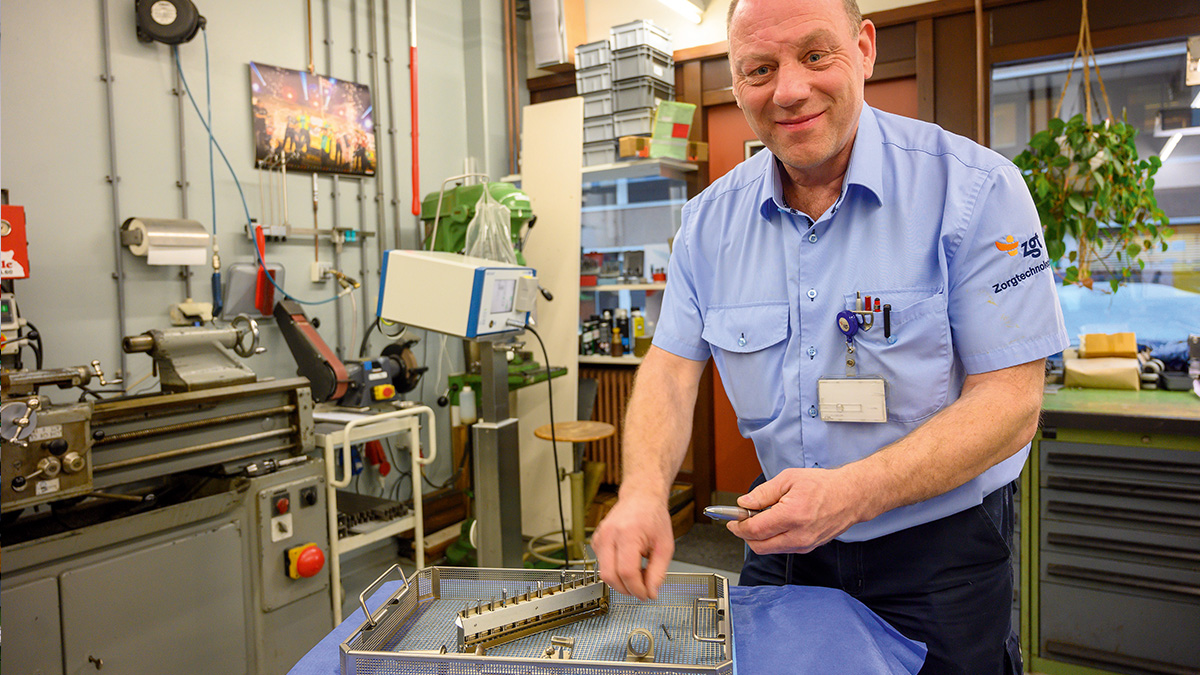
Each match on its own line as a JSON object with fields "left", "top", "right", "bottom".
{"left": 808, "top": 232, "right": 818, "bottom": 243}
{"left": 808, "top": 405, "right": 818, "bottom": 418}
{"left": 738, "top": 335, "right": 747, "bottom": 347}
{"left": 807, "top": 346, "right": 817, "bottom": 358}
{"left": 807, "top": 288, "right": 818, "bottom": 300}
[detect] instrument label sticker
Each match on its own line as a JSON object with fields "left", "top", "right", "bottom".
{"left": 36, "top": 478, "right": 61, "bottom": 496}
{"left": 30, "top": 424, "right": 63, "bottom": 441}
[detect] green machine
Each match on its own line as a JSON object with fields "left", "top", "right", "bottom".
{"left": 420, "top": 182, "right": 534, "bottom": 265}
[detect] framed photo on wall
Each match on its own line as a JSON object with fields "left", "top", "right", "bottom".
{"left": 744, "top": 139, "right": 765, "bottom": 160}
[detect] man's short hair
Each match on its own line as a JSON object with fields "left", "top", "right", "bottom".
{"left": 727, "top": 0, "right": 863, "bottom": 39}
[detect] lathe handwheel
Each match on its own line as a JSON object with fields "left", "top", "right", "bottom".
{"left": 231, "top": 314, "right": 262, "bottom": 358}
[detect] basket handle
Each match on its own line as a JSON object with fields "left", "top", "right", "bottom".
{"left": 691, "top": 596, "right": 727, "bottom": 644}
{"left": 359, "top": 564, "right": 410, "bottom": 628}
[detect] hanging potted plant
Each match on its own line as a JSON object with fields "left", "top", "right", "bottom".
{"left": 1011, "top": 0, "right": 1172, "bottom": 293}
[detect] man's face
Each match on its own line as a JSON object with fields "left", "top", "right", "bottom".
{"left": 729, "top": 0, "right": 876, "bottom": 180}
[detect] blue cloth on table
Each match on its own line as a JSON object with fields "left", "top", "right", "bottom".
{"left": 729, "top": 585, "right": 925, "bottom": 674}
{"left": 288, "top": 582, "right": 926, "bottom": 675}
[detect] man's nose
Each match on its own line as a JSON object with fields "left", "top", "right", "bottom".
{"left": 773, "top": 61, "right": 812, "bottom": 108}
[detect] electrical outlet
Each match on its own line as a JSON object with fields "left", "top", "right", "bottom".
{"left": 310, "top": 261, "right": 332, "bottom": 283}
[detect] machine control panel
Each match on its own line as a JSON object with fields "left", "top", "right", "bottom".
{"left": 257, "top": 470, "right": 329, "bottom": 612}
{"left": 1, "top": 400, "right": 93, "bottom": 513}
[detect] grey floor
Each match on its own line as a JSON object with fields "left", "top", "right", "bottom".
{"left": 668, "top": 521, "right": 744, "bottom": 584}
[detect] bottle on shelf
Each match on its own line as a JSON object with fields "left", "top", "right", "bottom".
{"left": 632, "top": 308, "right": 645, "bottom": 338}
{"left": 611, "top": 326, "right": 624, "bottom": 357}
{"left": 615, "top": 309, "right": 630, "bottom": 352}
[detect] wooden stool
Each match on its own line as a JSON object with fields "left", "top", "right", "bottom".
{"left": 530, "top": 420, "right": 615, "bottom": 567}
{"left": 533, "top": 420, "right": 615, "bottom": 444}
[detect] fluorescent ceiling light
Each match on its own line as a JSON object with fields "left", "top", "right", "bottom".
{"left": 657, "top": 0, "right": 706, "bottom": 24}
{"left": 1159, "top": 132, "right": 1183, "bottom": 162}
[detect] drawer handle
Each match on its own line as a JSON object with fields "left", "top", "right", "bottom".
{"left": 1045, "top": 476, "right": 1200, "bottom": 503}
{"left": 1045, "top": 500, "right": 1200, "bottom": 530}
{"left": 1046, "top": 452, "right": 1200, "bottom": 477}
{"left": 1047, "top": 533, "right": 1200, "bottom": 563}
{"left": 1044, "top": 640, "right": 1196, "bottom": 675}
{"left": 1046, "top": 563, "right": 1200, "bottom": 600}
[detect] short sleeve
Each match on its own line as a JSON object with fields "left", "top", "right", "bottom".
{"left": 651, "top": 204, "right": 712, "bottom": 362}
{"left": 947, "top": 164, "right": 1069, "bottom": 374}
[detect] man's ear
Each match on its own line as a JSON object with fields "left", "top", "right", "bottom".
{"left": 859, "top": 19, "right": 878, "bottom": 80}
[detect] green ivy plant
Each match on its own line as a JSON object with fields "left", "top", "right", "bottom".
{"left": 1012, "top": 114, "right": 1172, "bottom": 293}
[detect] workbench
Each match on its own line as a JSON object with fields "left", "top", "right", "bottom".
{"left": 1023, "top": 387, "right": 1200, "bottom": 675}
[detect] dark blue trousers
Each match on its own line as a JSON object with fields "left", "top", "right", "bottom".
{"left": 739, "top": 478, "right": 1022, "bottom": 675}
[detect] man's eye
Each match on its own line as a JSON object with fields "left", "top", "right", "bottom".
{"left": 750, "top": 66, "right": 770, "bottom": 76}
{"left": 806, "top": 52, "right": 823, "bottom": 64}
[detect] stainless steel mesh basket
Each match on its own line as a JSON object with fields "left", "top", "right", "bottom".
{"left": 340, "top": 566, "right": 734, "bottom": 675}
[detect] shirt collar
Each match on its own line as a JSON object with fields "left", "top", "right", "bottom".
{"left": 757, "top": 104, "right": 886, "bottom": 219}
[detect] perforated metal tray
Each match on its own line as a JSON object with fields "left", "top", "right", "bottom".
{"left": 340, "top": 566, "right": 733, "bottom": 674}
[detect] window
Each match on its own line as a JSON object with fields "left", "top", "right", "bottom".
{"left": 992, "top": 41, "right": 1200, "bottom": 350}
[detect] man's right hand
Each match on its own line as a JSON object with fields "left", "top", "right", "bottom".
{"left": 592, "top": 493, "right": 675, "bottom": 601}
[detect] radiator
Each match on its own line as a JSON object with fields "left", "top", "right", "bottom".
{"left": 581, "top": 366, "right": 636, "bottom": 484}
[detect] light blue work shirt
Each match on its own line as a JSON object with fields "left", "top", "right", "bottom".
{"left": 653, "top": 104, "right": 1069, "bottom": 541}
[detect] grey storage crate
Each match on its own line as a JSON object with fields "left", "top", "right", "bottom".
{"left": 614, "top": 77, "right": 674, "bottom": 112}
{"left": 614, "top": 108, "right": 655, "bottom": 137}
{"left": 575, "top": 40, "right": 612, "bottom": 69}
{"left": 583, "top": 90, "right": 614, "bottom": 118}
{"left": 612, "top": 45, "right": 673, "bottom": 85}
{"left": 575, "top": 64, "right": 612, "bottom": 95}
{"left": 610, "top": 19, "right": 672, "bottom": 54}
{"left": 584, "top": 115, "right": 615, "bottom": 143}
{"left": 583, "top": 140, "right": 619, "bottom": 166}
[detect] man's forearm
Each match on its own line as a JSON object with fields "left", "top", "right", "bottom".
{"left": 844, "top": 360, "right": 1045, "bottom": 522}
{"left": 619, "top": 347, "right": 706, "bottom": 503}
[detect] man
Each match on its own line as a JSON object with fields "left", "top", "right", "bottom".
{"left": 591, "top": 0, "right": 1068, "bottom": 672}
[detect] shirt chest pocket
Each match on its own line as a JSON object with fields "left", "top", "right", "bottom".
{"left": 847, "top": 290, "right": 952, "bottom": 423}
{"left": 702, "top": 303, "right": 789, "bottom": 421}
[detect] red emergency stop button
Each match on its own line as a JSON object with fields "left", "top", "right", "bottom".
{"left": 275, "top": 496, "right": 290, "bottom": 515}
{"left": 372, "top": 383, "right": 396, "bottom": 400}
{"left": 286, "top": 543, "right": 325, "bottom": 579}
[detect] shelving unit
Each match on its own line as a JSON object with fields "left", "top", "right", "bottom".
{"left": 501, "top": 157, "right": 698, "bottom": 185}
{"left": 315, "top": 406, "right": 437, "bottom": 625}
{"left": 581, "top": 282, "right": 667, "bottom": 292}
{"left": 579, "top": 354, "right": 644, "bottom": 365}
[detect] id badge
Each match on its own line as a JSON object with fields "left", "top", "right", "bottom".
{"left": 818, "top": 377, "right": 887, "bottom": 423}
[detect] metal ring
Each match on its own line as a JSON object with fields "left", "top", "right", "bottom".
{"left": 626, "top": 628, "right": 655, "bottom": 661}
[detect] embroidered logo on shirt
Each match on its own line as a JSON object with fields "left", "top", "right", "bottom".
{"left": 993, "top": 260, "right": 1052, "bottom": 294}
{"left": 995, "top": 234, "right": 1042, "bottom": 259}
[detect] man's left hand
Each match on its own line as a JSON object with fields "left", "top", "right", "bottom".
{"left": 726, "top": 467, "right": 868, "bottom": 555}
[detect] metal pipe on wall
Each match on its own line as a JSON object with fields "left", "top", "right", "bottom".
{"left": 368, "top": 0, "right": 389, "bottom": 261}
{"left": 352, "top": 0, "right": 373, "bottom": 344}
{"left": 383, "top": 0, "right": 404, "bottom": 250}
{"left": 173, "top": 54, "right": 194, "bottom": 300}
{"left": 503, "top": 0, "right": 519, "bottom": 176}
{"left": 324, "top": 0, "right": 345, "bottom": 358}
{"left": 100, "top": 0, "right": 129, "bottom": 379}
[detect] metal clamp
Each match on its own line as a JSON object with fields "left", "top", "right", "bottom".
{"left": 359, "top": 563, "right": 410, "bottom": 629}
{"left": 625, "top": 628, "right": 655, "bottom": 662}
{"left": 692, "top": 597, "right": 727, "bottom": 644}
